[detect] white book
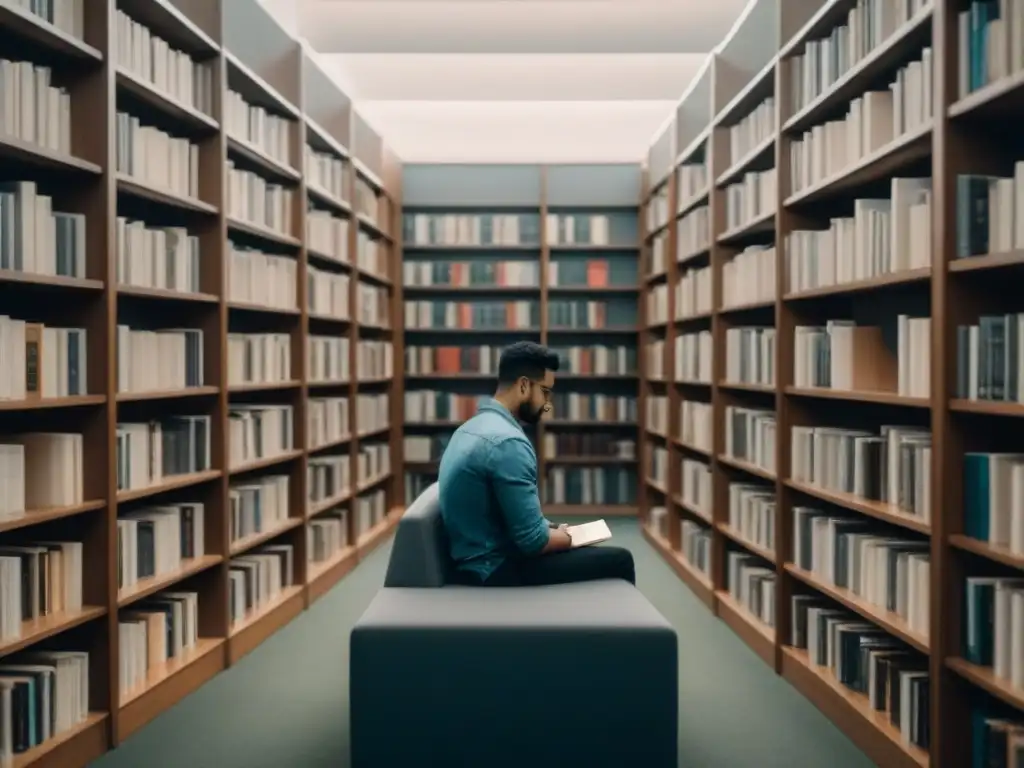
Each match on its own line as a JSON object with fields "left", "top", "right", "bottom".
{"left": 567, "top": 519, "right": 612, "bottom": 549}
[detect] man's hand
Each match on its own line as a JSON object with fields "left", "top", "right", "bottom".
{"left": 541, "top": 524, "right": 573, "bottom": 553}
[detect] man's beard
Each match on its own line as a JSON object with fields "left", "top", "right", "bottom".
{"left": 517, "top": 401, "right": 544, "bottom": 424}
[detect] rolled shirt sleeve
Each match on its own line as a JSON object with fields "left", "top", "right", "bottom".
{"left": 490, "top": 436, "right": 550, "bottom": 556}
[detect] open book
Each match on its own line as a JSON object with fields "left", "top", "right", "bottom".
{"left": 567, "top": 519, "right": 613, "bottom": 548}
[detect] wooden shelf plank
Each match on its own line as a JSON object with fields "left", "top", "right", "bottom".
{"left": 307, "top": 547, "right": 359, "bottom": 603}
{"left": 785, "top": 479, "right": 931, "bottom": 534}
{"left": 308, "top": 488, "right": 354, "bottom": 518}
{"left": 718, "top": 524, "right": 776, "bottom": 564}
{"left": 642, "top": 526, "right": 715, "bottom": 610}
{"left": 118, "top": 638, "right": 225, "bottom": 739}
{"left": 355, "top": 510, "right": 401, "bottom": 559}
{"left": 0, "top": 5, "right": 103, "bottom": 61}
{"left": 228, "top": 587, "right": 306, "bottom": 665}
{"left": 118, "top": 555, "right": 224, "bottom": 607}
{"left": 715, "top": 590, "right": 776, "bottom": 668}
{"left": 544, "top": 504, "right": 636, "bottom": 517}
{"left": 116, "top": 469, "right": 221, "bottom": 504}
{"left": 717, "top": 454, "right": 776, "bottom": 482}
{"left": 229, "top": 517, "right": 304, "bottom": 557}
{"left": 11, "top": 712, "right": 108, "bottom": 768}
{"left": 785, "top": 564, "right": 929, "bottom": 653}
{"left": 947, "top": 657, "right": 1024, "bottom": 712}
{"left": 0, "top": 395, "right": 105, "bottom": 412}
{"left": 0, "top": 606, "right": 106, "bottom": 659}
{"left": 116, "top": 386, "right": 219, "bottom": 403}
{"left": 782, "top": 647, "right": 929, "bottom": 768}
{"left": 0, "top": 499, "right": 105, "bottom": 535}
{"left": 785, "top": 386, "right": 930, "bottom": 408}
{"left": 116, "top": 67, "right": 218, "bottom": 134}
{"left": 228, "top": 449, "right": 303, "bottom": 477}
{"left": 949, "top": 534, "right": 1024, "bottom": 571}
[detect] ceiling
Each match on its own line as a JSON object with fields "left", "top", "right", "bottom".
{"left": 259, "top": 0, "right": 751, "bottom": 163}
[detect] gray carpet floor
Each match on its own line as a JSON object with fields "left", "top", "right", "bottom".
{"left": 91, "top": 519, "right": 877, "bottom": 767}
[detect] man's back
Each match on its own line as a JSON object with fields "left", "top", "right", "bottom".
{"left": 438, "top": 399, "right": 548, "bottom": 581}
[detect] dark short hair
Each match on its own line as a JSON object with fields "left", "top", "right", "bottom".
{"left": 497, "top": 341, "right": 560, "bottom": 386}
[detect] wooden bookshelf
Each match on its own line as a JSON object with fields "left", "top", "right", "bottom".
{"left": 398, "top": 163, "right": 642, "bottom": 514}
{"left": 0, "top": 0, "right": 402, "bottom": 763}
{"left": 637, "top": 0, "right": 1024, "bottom": 765}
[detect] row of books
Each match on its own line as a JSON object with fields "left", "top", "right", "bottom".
{"left": 228, "top": 406, "right": 294, "bottom": 469}
{"left": 728, "top": 98, "right": 775, "bottom": 166}
{"left": 403, "top": 213, "right": 624, "bottom": 248}
{"left": 649, "top": 504, "right": 930, "bottom": 649}
{"left": 0, "top": 318, "right": 86, "bottom": 400}
{"left": 305, "top": 145, "right": 347, "bottom": 202}
{"left": 0, "top": 539, "right": 83, "bottom": 642}
{"left": 646, "top": 185, "right": 671, "bottom": 233}
{"left": 785, "top": 0, "right": 930, "bottom": 119}
{"left": 644, "top": 520, "right": 930, "bottom": 751}
{"left": 958, "top": 0, "right": 1024, "bottom": 99}
{"left": 309, "top": 507, "right": 348, "bottom": 557}
{"left": 224, "top": 334, "right": 393, "bottom": 387}
{"left": 676, "top": 162, "right": 708, "bottom": 211}
{"left": 404, "top": 300, "right": 539, "bottom": 330}
{"left": 789, "top": 50, "right": 933, "bottom": 197}
{"left": 355, "top": 176, "right": 385, "bottom": 225}
{"left": 116, "top": 503, "right": 204, "bottom": 591}
{"left": 404, "top": 390, "right": 638, "bottom": 426}
{"left": 356, "top": 393, "right": 390, "bottom": 435}
{"left": 115, "top": 111, "right": 199, "bottom": 201}
{"left": 542, "top": 434, "right": 635, "bottom": 459}
{"left": 653, "top": 332, "right": 715, "bottom": 383}
{"left": 114, "top": 329, "right": 389, "bottom": 393}
{"left": 308, "top": 209, "right": 350, "bottom": 262}
{"left": 12, "top": 0, "right": 84, "bottom": 38}
{"left": 0, "top": 60, "right": 72, "bottom": 160}
{"left": 644, "top": 315, "right": 932, "bottom": 400}
{"left": 676, "top": 205, "right": 710, "bottom": 260}
{"left": 308, "top": 397, "right": 349, "bottom": 450}
{"left": 406, "top": 299, "right": 633, "bottom": 331}
{"left": 115, "top": 7, "right": 214, "bottom": 116}
{"left": 649, "top": 409, "right": 931, "bottom": 527}
{"left": 647, "top": 245, "right": 778, "bottom": 319}
{"left": 724, "top": 169, "right": 777, "bottom": 232}
{"left": 403, "top": 344, "right": 637, "bottom": 377}
{"left": 785, "top": 178, "right": 932, "bottom": 294}
{"left": 357, "top": 282, "right": 390, "bottom": 328}
{"left": 226, "top": 162, "right": 293, "bottom": 236}
{"left": 226, "top": 90, "right": 293, "bottom": 168}
{"left": 794, "top": 317, "right": 931, "bottom": 399}
{"left": 543, "top": 466, "right": 637, "bottom": 506}
{"left": 404, "top": 213, "right": 539, "bottom": 247}
{"left": 119, "top": 590, "right": 201, "bottom": 699}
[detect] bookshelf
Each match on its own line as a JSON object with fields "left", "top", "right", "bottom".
{"left": 0, "top": 0, "right": 402, "bottom": 763}
{"left": 639, "top": 0, "right": 1024, "bottom": 765}
{"left": 399, "top": 163, "right": 641, "bottom": 515}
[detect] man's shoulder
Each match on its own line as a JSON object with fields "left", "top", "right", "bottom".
{"left": 443, "top": 414, "right": 531, "bottom": 475}
{"left": 455, "top": 409, "right": 526, "bottom": 445}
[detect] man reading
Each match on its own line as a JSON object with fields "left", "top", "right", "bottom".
{"left": 438, "top": 341, "right": 636, "bottom": 587}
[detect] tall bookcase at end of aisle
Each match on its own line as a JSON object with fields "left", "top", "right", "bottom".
{"left": 0, "top": 0, "right": 402, "bottom": 765}
{"left": 399, "top": 163, "right": 642, "bottom": 516}
{"left": 639, "top": 0, "right": 1024, "bottom": 765}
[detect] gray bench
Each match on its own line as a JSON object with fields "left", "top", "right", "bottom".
{"left": 349, "top": 483, "right": 678, "bottom": 767}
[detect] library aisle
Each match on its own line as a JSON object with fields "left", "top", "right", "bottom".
{"left": 88, "top": 519, "right": 875, "bottom": 768}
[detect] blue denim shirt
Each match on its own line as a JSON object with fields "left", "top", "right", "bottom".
{"left": 437, "top": 398, "right": 550, "bottom": 580}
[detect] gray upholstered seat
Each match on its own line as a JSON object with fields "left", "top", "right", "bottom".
{"left": 350, "top": 483, "right": 678, "bottom": 768}
{"left": 381, "top": 482, "right": 452, "bottom": 587}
